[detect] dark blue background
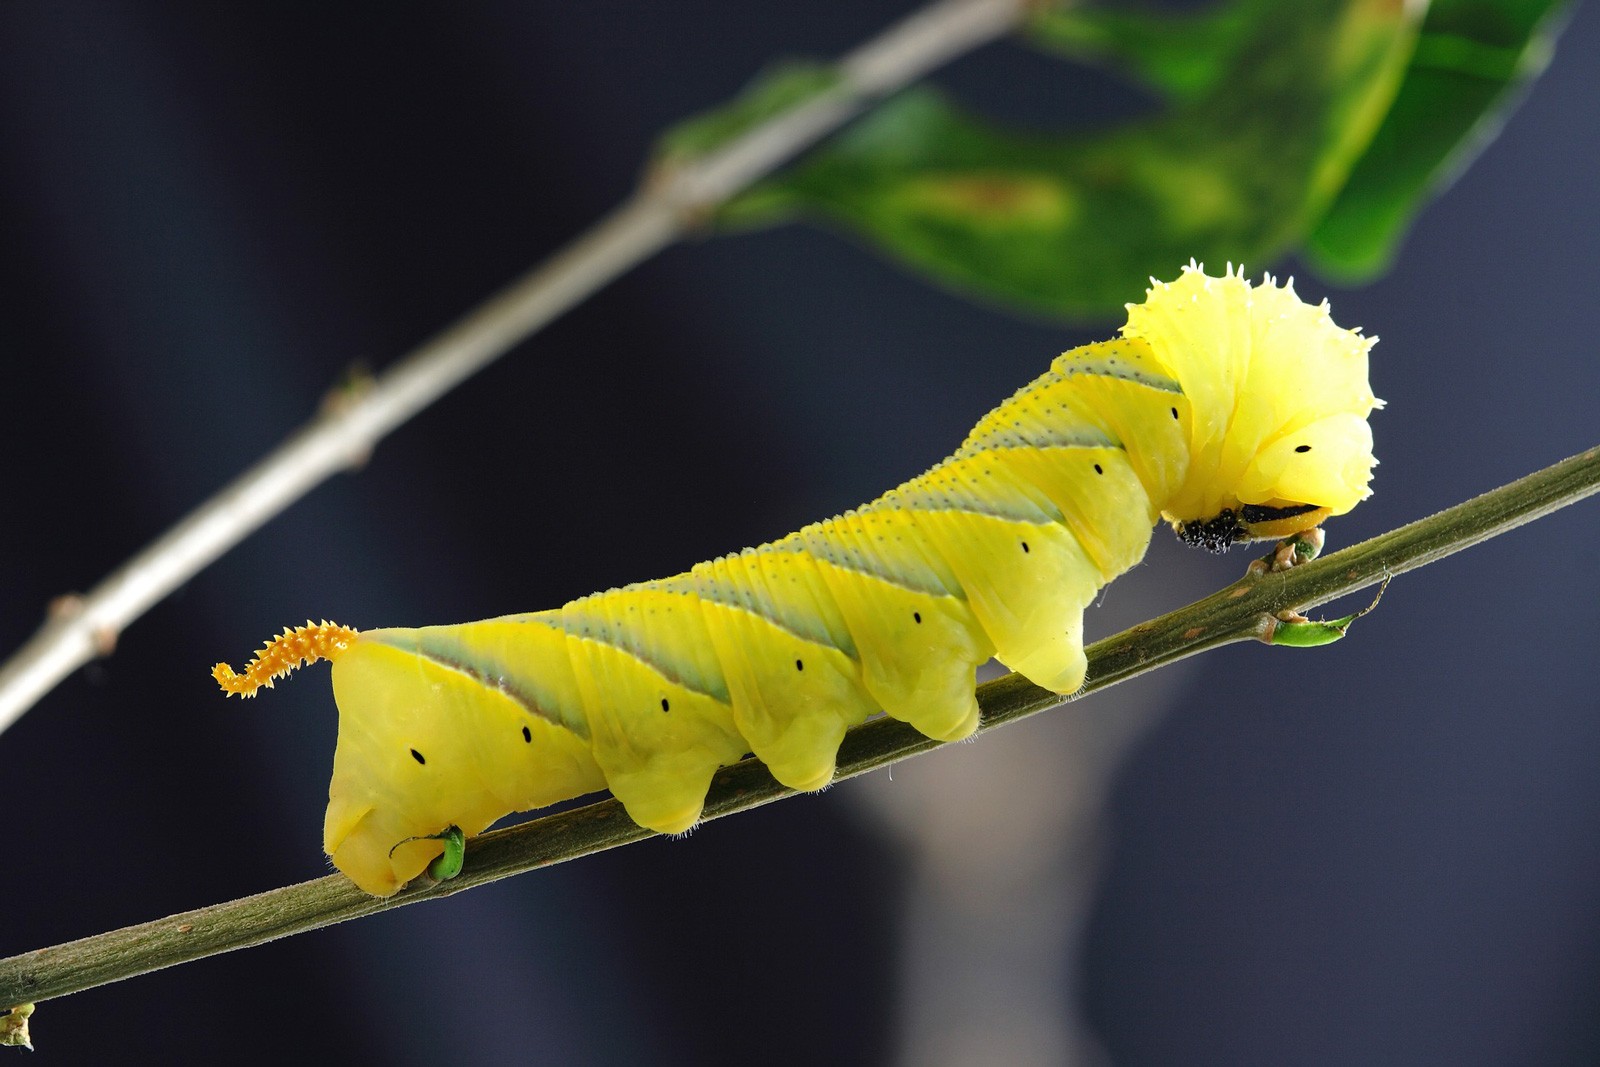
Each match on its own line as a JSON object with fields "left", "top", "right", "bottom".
{"left": 1, "top": 2, "right": 1596, "bottom": 1064}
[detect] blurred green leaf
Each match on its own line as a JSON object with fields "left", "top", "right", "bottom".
{"left": 1027, "top": 0, "right": 1279, "bottom": 103}
{"left": 1306, "top": 0, "right": 1576, "bottom": 279}
{"left": 721, "top": 0, "right": 1422, "bottom": 318}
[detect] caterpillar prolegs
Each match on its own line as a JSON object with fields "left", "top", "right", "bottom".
{"left": 215, "top": 264, "right": 1380, "bottom": 896}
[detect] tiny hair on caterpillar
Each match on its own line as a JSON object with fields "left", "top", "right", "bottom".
{"left": 214, "top": 263, "right": 1381, "bottom": 896}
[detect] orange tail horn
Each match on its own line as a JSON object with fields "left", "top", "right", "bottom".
{"left": 212, "top": 620, "right": 360, "bottom": 697}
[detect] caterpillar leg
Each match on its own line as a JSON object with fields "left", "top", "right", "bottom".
{"left": 686, "top": 551, "right": 878, "bottom": 792}
{"left": 792, "top": 514, "right": 994, "bottom": 742}
{"left": 562, "top": 592, "right": 749, "bottom": 835}
{"left": 803, "top": 560, "right": 990, "bottom": 742}
{"left": 697, "top": 592, "right": 872, "bottom": 788}
{"left": 909, "top": 507, "right": 1100, "bottom": 695}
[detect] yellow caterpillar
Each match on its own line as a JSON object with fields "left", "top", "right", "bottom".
{"left": 215, "top": 263, "right": 1380, "bottom": 896}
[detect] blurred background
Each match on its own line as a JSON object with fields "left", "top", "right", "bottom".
{"left": 1, "top": 2, "right": 1597, "bottom": 1063}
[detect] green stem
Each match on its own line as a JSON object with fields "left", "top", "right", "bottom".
{"left": 2, "top": 444, "right": 1596, "bottom": 1010}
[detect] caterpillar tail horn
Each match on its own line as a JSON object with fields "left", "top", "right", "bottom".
{"left": 212, "top": 621, "right": 361, "bottom": 697}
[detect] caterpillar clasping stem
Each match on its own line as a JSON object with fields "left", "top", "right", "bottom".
{"left": 215, "top": 265, "right": 1383, "bottom": 897}
{"left": 212, "top": 621, "right": 360, "bottom": 697}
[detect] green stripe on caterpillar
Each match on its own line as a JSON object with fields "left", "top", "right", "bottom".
{"left": 214, "top": 263, "right": 1381, "bottom": 896}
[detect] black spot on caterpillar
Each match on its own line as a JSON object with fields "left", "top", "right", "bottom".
{"left": 213, "top": 264, "right": 1381, "bottom": 896}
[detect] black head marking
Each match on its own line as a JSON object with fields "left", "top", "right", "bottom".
{"left": 1176, "top": 511, "right": 1247, "bottom": 553}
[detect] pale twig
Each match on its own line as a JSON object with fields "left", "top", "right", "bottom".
{"left": 0, "top": 0, "right": 1036, "bottom": 737}
{"left": 2, "top": 444, "right": 1595, "bottom": 1009}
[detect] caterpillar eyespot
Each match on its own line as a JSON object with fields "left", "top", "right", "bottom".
{"left": 214, "top": 263, "right": 1381, "bottom": 897}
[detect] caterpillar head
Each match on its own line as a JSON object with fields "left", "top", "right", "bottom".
{"left": 1124, "top": 263, "right": 1381, "bottom": 550}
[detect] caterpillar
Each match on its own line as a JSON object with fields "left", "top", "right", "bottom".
{"left": 214, "top": 263, "right": 1380, "bottom": 896}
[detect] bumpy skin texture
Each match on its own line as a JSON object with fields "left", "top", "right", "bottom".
{"left": 265, "top": 264, "right": 1380, "bottom": 896}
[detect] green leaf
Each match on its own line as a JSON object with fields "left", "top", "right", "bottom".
{"left": 1306, "top": 0, "right": 1576, "bottom": 279}
{"left": 1028, "top": 0, "right": 1280, "bottom": 103}
{"left": 726, "top": 0, "right": 1422, "bottom": 318}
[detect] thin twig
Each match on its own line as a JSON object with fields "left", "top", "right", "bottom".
{"left": 3, "top": 444, "right": 1595, "bottom": 1009}
{"left": 0, "top": 0, "right": 1035, "bottom": 737}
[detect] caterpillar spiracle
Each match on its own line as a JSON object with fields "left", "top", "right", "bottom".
{"left": 214, "top": 264, "right": 1380, "bottom": 896}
